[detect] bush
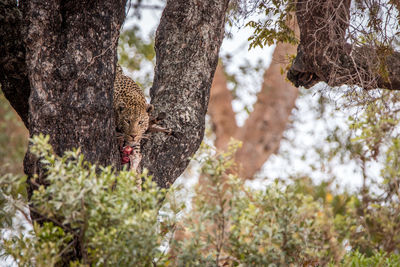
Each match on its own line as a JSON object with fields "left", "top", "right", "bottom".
{"left": 172, "top": 143, "right": 342, "bottom": 266}
{"left": 1, "top": 134, "right": 180, "bottom": 266}
{"left": 1, "top": 136, "right": 400, "bottom": 266}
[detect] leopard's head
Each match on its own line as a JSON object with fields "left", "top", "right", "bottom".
{"left": 117, "top": 103, "right": 153, "bottom": 145}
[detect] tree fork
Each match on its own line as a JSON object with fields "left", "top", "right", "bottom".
{"left": 2, "top": 0, "right": 231, "bottom": 189}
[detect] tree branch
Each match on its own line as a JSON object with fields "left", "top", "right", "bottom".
{"left": 141, "top": 0, "right": 230, "bottom": 188}
{"left": 131, "top": 4, "right": 164, "bottom": 10}
{"left": 236, "top": 40, "right": 298, "bottom": 179}
{"left": 287, "top": 0, "right": 400, "bottom": 90}
{"left": 208, "top": 63, "right": 238, "bottom": 150}
{"left": 207, "top": 18, "right": 299, "bottom": 179}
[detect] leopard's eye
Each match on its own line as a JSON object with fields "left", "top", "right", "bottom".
{"left": 138, "top": 121, "right": 143, "bottom": 125}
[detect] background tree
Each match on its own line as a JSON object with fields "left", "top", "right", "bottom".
{"left": 209, "top": 20, "right": 299, "bottom": 179}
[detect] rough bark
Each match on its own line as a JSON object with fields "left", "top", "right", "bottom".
{"left": 0, "top": 0, "right": 126, "bottom": 263}
{"left": 21, "top": 0, "right": 126, "bottom": 189}
{"left": 287, "top": 0, "right": 400, "bottom": 90}
{"left": 1, "top": 0, "right": 126, "bottom": 184}
{"left": 141, "top": 0, "right": 230, "bottom": 188}
{"left": 0, "top": 0, "right": 30, "bottom": 128}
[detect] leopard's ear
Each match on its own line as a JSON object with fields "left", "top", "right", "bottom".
{"left": 146, "top": 104, "right": 154, "bottom": 113}
{"left": 116, "top": 64, "right": 123, "bottom": 74}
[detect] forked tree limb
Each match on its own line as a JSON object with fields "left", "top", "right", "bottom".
{"left": 236, "top": 40, "right": 298, "bottom": 179}
{"left": 208, "top": 21, "right": 299, "bottom": 179}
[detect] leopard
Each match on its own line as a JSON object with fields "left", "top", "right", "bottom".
{"left": 113, "top": 64, "right": 153, "bottom": 147}
{"left": 113, "top": 64, "right": 173, "bottom": 176}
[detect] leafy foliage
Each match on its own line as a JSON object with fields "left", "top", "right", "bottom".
{"left": 171, "top": 143, "right": 340, "bottom": 266}
{"left": 246, "top": 1, "right": 297, "bottom": 48}
{"left": 228, "top": 0, "right": 297, "bottom": 49}
{"left": 2, "top": 135, "right": 400, "bottom": 266}
{"left": 333, "top": 251, "right": 400, "bottom": 267}
{"left": 1, "top": 134, "right": 180, "bottom": 266}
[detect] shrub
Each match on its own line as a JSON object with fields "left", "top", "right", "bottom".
{"left": 1, "top": 136, "right": 400, "bottom": 266}
{"left": 1, "top": 134, "right": 179, "bottom": 266}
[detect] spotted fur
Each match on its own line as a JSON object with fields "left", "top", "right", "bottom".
{"left": 113, "top": 65, "right": 151, "bottom": 146}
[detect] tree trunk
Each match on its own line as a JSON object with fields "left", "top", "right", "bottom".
{"left": 21, "top": 0, "right": 126, "bottom": 194}
{"left": 0, "top": 0, "right": 30, "bottom": 128}
{"left": 236, "top": 40, "right": 298, "bottom": 179}
{"left": 1, "top": 0, "right": 126, "bottom": 191}
{"left": 209, "top": 63, "right": 238, "bottom": 150}
{"left": 1, "top": 0, "right": 126, "bottom": 263}
{"left": 141, "top": 0, "right": 230, "bottom": 188}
